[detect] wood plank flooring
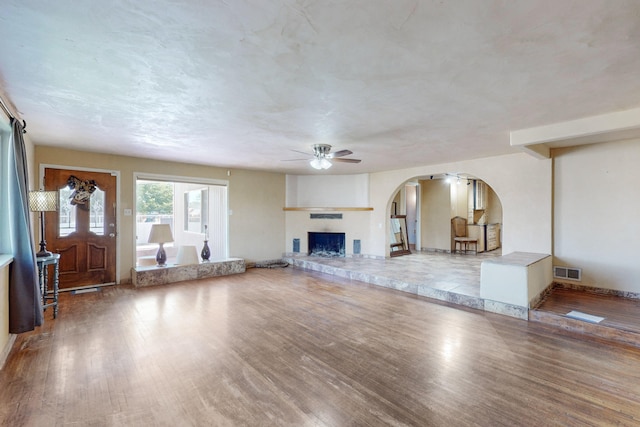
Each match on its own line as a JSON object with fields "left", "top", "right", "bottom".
{"left": 531, "top": 287, "right": 640, "bottom": 348}
{"left": 534, "top": 288, "right": 640, "bottom": 333}
{"left": 2, "top": 268, "right": 640, "bottom": 426}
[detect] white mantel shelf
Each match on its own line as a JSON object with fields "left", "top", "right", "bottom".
{"left": 283, "top": 207, "right": 373, "bottom": 211}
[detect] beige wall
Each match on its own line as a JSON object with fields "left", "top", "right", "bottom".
{"left": 420, "top": 179, "right": 451, "bottom": 251}
{"left": 0, "top": 258, "right": 11, "bottom": 367}
{"left": 35, "top": 147, "right": 286, "bottom": 282}
{"left": 450, "top": 179, "right": 468, "bottom": 219}
{"left": 485, "top": 186, "right": 503, "bottom": 226}
{"left": 554, "top": 139, "right": 640, "bottom": 292}
{"left": 228, "top": 168, "right": 286, "bottom": 260}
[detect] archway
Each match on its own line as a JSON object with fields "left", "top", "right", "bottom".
{"left": 387, "top": 173, "right": 503, "bottom": 256}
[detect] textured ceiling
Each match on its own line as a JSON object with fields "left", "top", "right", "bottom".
{"left": 1, "top": 1, "right": 639, "bottom": 174}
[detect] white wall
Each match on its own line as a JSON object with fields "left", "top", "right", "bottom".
{"left": 287, "top": 153, "right": 551, "bottom": 258}
{"left": 285, "top": 211, "right": 371, "bottom": 256}
{"left": 285, "top": 174, "right": 373, "bottom": 256}
{"left": 286, "top": 174, "right": 370, "bottom": 207}
{"left": 554, "top": 139, "right": 640, "bottom": 292}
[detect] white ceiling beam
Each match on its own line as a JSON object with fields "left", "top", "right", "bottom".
{"left": 511, "top": 107, "right": 640, "bottom": 159}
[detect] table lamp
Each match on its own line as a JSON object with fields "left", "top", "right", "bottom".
{"left": 176, "top": 245, "right": 199, "bottom": 265}
{"left": 148, "top": 224, "right": 174, "bottom": 266}
{"left": 28, "top": 190, "right": 59, "bottom": 257}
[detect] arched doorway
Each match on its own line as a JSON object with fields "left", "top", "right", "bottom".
{"left": 389, "top": 173, "right": 503, "bottom": 255}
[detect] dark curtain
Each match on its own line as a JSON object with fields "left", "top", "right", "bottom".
{"left": 7, "top": 118, "right": 42, "bottom": 333}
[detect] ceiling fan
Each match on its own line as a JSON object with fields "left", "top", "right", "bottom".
{"left": 283, "top": 144, "right": 362, "bottom": 170}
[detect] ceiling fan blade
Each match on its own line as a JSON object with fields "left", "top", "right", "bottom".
{"left": 290, "top": 149, "right": 314, "bottom": 157}
{"left": 281, "top": 158, "right": 309, "bottom": 162}
{"left": 332, "top": 158, "right": 361, "bottom": 163}
{"left": 328, "top": 149, "right": 353, "bottom": 158}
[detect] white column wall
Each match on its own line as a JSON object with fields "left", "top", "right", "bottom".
{"left": 554, "top": 139, "right": 640, "bottom": 292}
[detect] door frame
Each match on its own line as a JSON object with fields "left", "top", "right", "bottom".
{"left": 39, "top": 163, "right": 121, "bottom": 286}
{"left": 405, "top": 182, "right": 421, "bottom": 251}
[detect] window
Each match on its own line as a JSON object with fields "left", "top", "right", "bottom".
{"left": 184, "top": 188, "right": 208, "bottom": 233}
{"left": 0, "top": 120, "right": 11, "bottom": 253}
{"left": 135, "top": 176, "right": 227, "bottom": 265}
{"left": 58, "top": 185, "right": 105, "bottom": 236}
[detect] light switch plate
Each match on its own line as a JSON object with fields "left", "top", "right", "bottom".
{"left": 124, "top": 209, "right": 132, "bottom": 216}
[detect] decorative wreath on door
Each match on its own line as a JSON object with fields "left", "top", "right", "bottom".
{"left": 67, "top": 175, "right": 97, "bottom": 209}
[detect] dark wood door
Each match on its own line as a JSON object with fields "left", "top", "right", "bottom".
{"left": 44, "top": 168, "right": 117, "bottom": 289}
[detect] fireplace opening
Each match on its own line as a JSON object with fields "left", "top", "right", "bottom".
{"left": 308, "top": 232, "right": 345, "bottom": 257}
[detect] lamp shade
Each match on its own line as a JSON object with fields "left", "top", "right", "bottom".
{"left": 28, "top": 190, "right": 58, "bottom": 212}
{"left": 176, "top": 245, "right": 199, "bottom": 265}
{"left": 148, "top": 224, "right": 174, "bottom": 244}
{"left": 310, "top": 158, "right": 332, "bottom": 170}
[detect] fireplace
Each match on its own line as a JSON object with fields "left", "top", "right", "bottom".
{"left": 308, "top": 232, "right": 345, "bottom": 257}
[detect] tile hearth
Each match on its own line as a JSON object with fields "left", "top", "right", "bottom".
{"left": 284, "top": 250, "right": 530, "bottom": 318}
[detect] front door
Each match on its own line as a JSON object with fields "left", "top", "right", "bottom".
{"left": 44, "top": 168, "right": 117, "bottom": 290}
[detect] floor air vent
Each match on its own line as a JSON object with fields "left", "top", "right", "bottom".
{"left": 554, "top": 266, "right": 582, "bottom": 281}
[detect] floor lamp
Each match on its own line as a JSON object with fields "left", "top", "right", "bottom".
{"left": 28, "top": 190, "right": 59, "bottom": 258}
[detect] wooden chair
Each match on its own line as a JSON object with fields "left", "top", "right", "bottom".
{"left": 451, "top": 216, "right": 477, "bottom": 255}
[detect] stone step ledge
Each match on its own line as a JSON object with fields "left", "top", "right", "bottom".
{"left": 132, "top": 258, "right": 245, "bottom": 287}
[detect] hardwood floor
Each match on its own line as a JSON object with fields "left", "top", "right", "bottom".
{"left": 2, "top": 268, "right": 640, "bottom": 426}
{"left": 534, "top": 288, "right": 640, "bottom": 334}
{"left": 531, "top": 287, "right": 640, "bottom": 349}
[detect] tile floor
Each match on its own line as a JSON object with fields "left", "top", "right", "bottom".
{"left": 285, "top": 249, "right": 506, "bottom": 314}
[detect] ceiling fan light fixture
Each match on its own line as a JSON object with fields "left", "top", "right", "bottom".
{"left": 320, "top": 158, "right": 332, "bottom": 169}
{"left": 310, "top": 158, "right": 332, "bottom": 170}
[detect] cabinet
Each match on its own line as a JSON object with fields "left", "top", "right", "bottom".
{"left": 474, "top": 180, "right": 487, "bottom": 210}
{"left": 486, "top": 224, "right": 500, "bottom": 251}
{"left": 466, "top": 223, "right": 500, "bottom": 253}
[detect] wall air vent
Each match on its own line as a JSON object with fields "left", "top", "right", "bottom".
{"left": 554, "top": 266, "right": 582, "bottom": 281}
